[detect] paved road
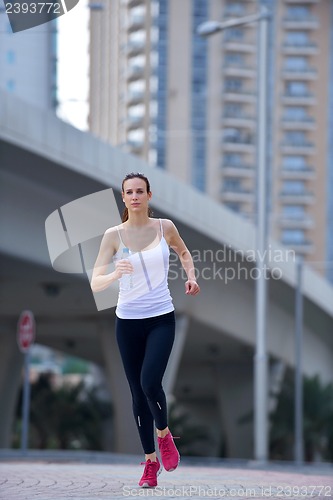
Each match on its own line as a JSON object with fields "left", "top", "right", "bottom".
{"left": 0, "top": 455, "right": 332, "bottom": 500}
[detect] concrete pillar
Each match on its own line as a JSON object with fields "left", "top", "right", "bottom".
{"left": 163, "top": 313, "right": 189, "bottom": 397}
{"left": 0, "top": 324, "right": 24, "bottom": 448}
{"left": 215, "top": 362, "right": 253, "bottom": 459}
{"left": 98, "top": 318, "right": 142, "bottom": 454}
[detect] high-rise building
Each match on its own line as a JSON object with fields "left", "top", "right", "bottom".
{"left": 0, "top": 2, "right": 57, "bottom": 110}
{"left": 89, "top": 0, "right": 333, "bottom": 279}
{"left": 270, "top": 0, "right": 333, "bottom": 279}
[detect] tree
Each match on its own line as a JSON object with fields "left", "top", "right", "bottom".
{"left": 270, "top": 372, "right": 333, "bottom": 462}
{"left": 13, "top": 373, "right": 112, "bottom": 450}
{"left": 303, "top": 375, "right": 333, "bottom": 461}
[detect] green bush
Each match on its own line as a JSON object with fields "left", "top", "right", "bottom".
{"left": 270, "top": 372, "right": 333, "bottom": 462}
{"left": 13, "top": 373, "right": 112, "bottom": 450}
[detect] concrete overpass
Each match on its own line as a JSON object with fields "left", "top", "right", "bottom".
{"left": 1, "top": 90, "right": 333, "bottom": 458}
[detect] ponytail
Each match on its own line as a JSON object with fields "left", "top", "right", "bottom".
{"left": 122, "top": 207, "right": 129, "bottom": 223}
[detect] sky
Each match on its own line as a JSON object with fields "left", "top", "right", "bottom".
{"left": 56, "top": 0, "right": 90, "bottom": 131}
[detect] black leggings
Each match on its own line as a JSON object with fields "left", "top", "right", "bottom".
{"left": 115, "top": 311, "right": 175, "bottom": 454}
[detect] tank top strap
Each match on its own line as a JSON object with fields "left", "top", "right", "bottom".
{"left": 116, "top": 226, "right": 125, "bottom": 247}
{"left": 159, "top": 218, "right": 164, "bottom": 237}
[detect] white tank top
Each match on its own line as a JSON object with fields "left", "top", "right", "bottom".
{"left": 114, "top": 219, "right": 174, "bottom": 319}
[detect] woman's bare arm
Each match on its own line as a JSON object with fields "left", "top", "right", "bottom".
{"left": 90, "top": 228, "right": 132, "bottom": 292}
{"left": 163, "top": 219, "right": 200, "bottom": 296}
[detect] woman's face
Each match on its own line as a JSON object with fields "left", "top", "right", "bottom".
{"left": 122, "top": 177, "right": 152, "bottom": 214}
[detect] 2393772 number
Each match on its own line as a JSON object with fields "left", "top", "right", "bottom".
{"left": 274, "top": 485, "right": 332, "bottom": 497}
{"left": 5, "top": 2, "right": 61, "bottom": 14}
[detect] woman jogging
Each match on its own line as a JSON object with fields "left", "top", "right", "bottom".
{"left": 91, "top": 172, "right": 200, "bottom": 488}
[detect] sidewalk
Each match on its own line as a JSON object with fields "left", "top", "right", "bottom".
{"left": 0, "top": 451, "right": 332, "bottom": 500}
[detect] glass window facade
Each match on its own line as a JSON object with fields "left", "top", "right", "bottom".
{"left": 224, "top": 178, "right": 242, "bottom": 191}
{"left": 283, "top": 107, "right": 308, "bottom": 121}
{"left": 224, "top": 153, "right": 242, "bottom": 166}
{"left": 327, "top": 0, "right": 333, "bottom": 282}
{"left": 282, "top": 156, "right": 307, "bottom": 170}
{"left": 191, "top": 0, "right": 207, "bottom": 191}
{"left": 225, "top": 53, "right": 244, "bottom": 66}
{"left": 50, "top": 23, "right": 58, "bottom": 109}
{"left": 282, "top": 180, "right": 306, "bottom": 194}
{"left": 282, "top": 205, "right": 305, "bottom": 219}
{"left": 155, "top": 0, "right": 168, "bottom": 169}
{"left": 281, "top": 229, "right": 306, "bottom": 244}
{"left": 285, "top": 32, "right": 309, "bottom": 46}
{"left": 284, "top": 57, "right": 309, "bottom": 71}
{"left": 284, "top": 131, "right": 308, "bottom": 146}
{"left": 225, "top": 3, "right": 245, "bottom": 16}
{"left": 286, "top": 81, "right": 309, "bottom": 96}
{"left": 286, "top": 6, "right": 311, "bottom": 20}
{"left": 225, "top": 78, "right": 243, "bottom": 92}
{"left": 224, "top": 28, "right": 244, "bottom": 42}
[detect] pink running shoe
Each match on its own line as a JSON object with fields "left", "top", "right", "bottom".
{"left": 138, "top": 457, "right": 162, "bottom": 488}
{"left": 157, "top": 431, "right": 180, "bottom": 472}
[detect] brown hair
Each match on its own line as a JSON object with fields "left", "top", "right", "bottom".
{"left": 121, "top": 172, "right": 153, "bottom": 222}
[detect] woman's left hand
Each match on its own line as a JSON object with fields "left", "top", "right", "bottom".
{"left": 185, "top": 280, "right": 200, "bottom": 296}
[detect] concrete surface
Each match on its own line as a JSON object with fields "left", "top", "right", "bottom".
{"left": 0, "top": 451, "right": 332, "bottom": 499}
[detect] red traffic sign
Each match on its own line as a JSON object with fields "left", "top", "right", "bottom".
{"left": 17, "top": 310, "right": 36, "bottom": 353}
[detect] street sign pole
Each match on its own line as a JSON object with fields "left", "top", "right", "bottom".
{"left": 21, "top": 349, "right": 31, "bottom": 454}
{"left": 17, "top": 310, "right": 36, "bottom": 455}
{"left": 294, "top": 257, "right": 304, "bottom": 464}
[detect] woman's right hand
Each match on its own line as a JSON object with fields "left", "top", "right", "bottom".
{"left": 114, "top": 259, "right": 134, "bottom": 280}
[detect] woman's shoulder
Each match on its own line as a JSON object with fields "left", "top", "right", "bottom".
{"left": 155, "top": 218, "right": 174, "bottom": 225}
{"left": 158, "top": 219, "right": 179, "bottom": 241}
{"left": 104, "top": 225, "right": 121, "bottom": 239}
{"left": 148, "top": 217, "right": 175, "bottom": 229}
{"left": 160, "top": 218, "right": 176, "bottom": 230}
{"left": 105, "top": 223, "right": 122, "bottom": 232}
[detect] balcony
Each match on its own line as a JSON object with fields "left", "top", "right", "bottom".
{"left": 282, "top": 42, "right": 318, "bottom": 56}
{"left": 222, "top": 163, "right": 255, "bottom": 177}
{"left": 127, "top": 139, "right": 144, "bottom": 154}
{"left": 278, "top": 216, "right": 314, "bottom": 229}
{"left": 127, "top": 65, "right": 145, "bottom": 82}
{"left": 222, "top": 143, "right": 256, "bottom": 153}
{"left": 224, "top": 40, "right": 256, "bottom": 53}
{"left": 283, "top": 15, "right": 319, "bottom": 30}
{"left": 222, "top": 133, "right": 256, "bottom": 154}
{"left": 220, "top": 188, "right": 255, "bottom": 204}
{"left": 281, "top": 116, "right": 315, "bottom": 130}
{"left": 282, "top": 67, "right": 317, "bottom": 80}
{"left": 128, "top": 14, "right": 145, "bottom": 32}
{"left": 128, "top": 0, "right": 144, "bottom": 7}
{"left": 285, "top": 0, "right": 319, "bottom": 3}
{"left": 280, "top": 141, "right": 315, "bottom": 155}
{"left": 127, "top": 90, "right": 145, "bottom": 106}
{"left": 223, "top": 113, "right": 256, "bottom": 129}
{"left": 281, "top": 92, "right": 316, "bottom": 105}
{"left": 127, "top": 40, "right": 146, "bottom": 57}
{"left": 223, "top": 7, "right": 247, "bottom": 18}
{"left": 223, "top": 89, "right": 256, "bottom": 104}
{"left": 223, "top": 64, "right": 256, "bottom": 79}
{"left": 279, "top": 191, "right": 314, "bottom": 204}
{"left": 281, "top": 166, "right": 315, "bottom": 180}
{"left": 127, "top": 115, "right": 145, "bottom": 130}
{"left": 280, "top": 239, "right": 314, "bottom": 255}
